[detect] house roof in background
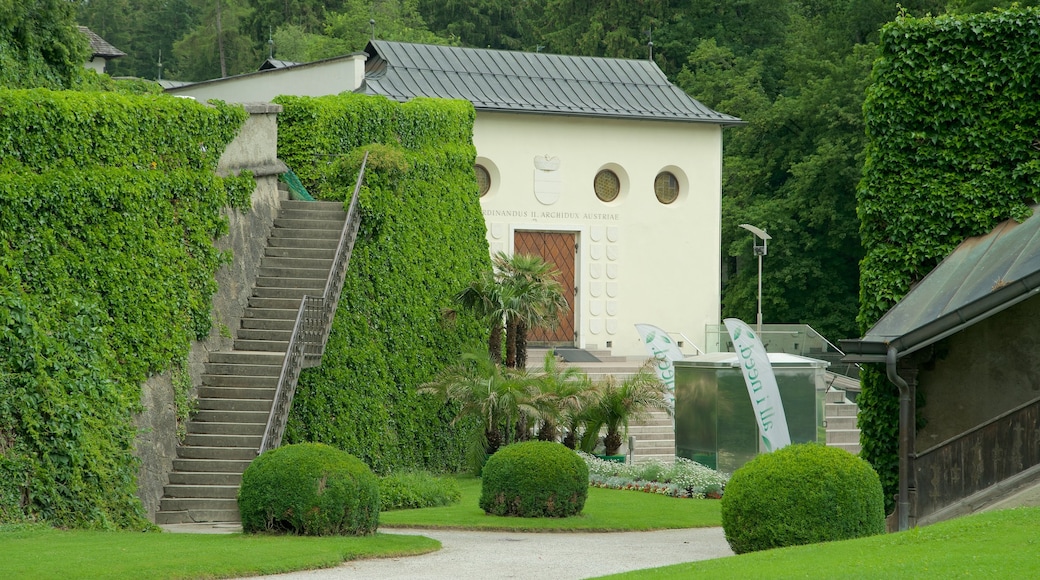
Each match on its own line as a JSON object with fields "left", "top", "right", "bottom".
{"left": 78, "top": 26, "right": 126, "bottom": 59}
{"left": 258, "top": 58, "right": 301, "bottom": 71}
{"left": 358, "top": 40, "right": 742, "bottom": 124}
{"left": 841, "top": 205, "right": 1040, "bottom": 362}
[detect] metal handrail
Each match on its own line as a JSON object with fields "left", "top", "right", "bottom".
{"left": 258, "top": 152, "right": 368, "bottom": 454}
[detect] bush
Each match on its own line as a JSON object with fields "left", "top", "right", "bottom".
{"left": 238, "top": 443, "right": 379, "bottom": 536}
{"left": 480, "top": 441, "right": 588, "bottom": 517}
{"left": 379, "top": 471, "right": 462, "bottom": 511}
{"left": 721, "top": 443, "right": 884, "bottom": 554}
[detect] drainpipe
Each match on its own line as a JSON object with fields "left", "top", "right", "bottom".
{"left": 887, "top": 345, "right": 910, "bottom": 532}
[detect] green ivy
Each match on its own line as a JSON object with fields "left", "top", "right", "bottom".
{"left": 275, "top": 93, "right": 491, "bottom": 474}
{"left": 857, "top": 7, "right": 1040, "bottom": 511}
{"left": 0, "top": 89, "right": 250, "bottom": 528}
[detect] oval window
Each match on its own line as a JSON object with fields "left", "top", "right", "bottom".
{"left": 594, "top": 169, "right": 620, "bottom": 202}
{"left": 654, "top": 171, "right": 680, "bottom": 204}
{"left": 475, "top": 164, "right": 491, "bottom": 197}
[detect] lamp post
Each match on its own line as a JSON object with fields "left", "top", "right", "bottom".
{"left": 739, "top": 224, "right": 771, "bottom": 334}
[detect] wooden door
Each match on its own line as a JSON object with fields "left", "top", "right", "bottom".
{"left": 514, "top": 230, "right": 576, "bottom": 345}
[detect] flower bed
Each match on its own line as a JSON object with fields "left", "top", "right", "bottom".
{"left": 579, "top": 452, "right": 728, "bottom": 499}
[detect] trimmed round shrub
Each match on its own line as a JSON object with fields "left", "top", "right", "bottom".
{"left": 379, "top": 470, "right": 462, "bottom": 511}
{"left": 480, "top": 441, "right": 588, "bottom": 518}
{"left": 238, "top": 443, "right": 379, "bottom": 535}
{"left": 721, "top": 443, "right": 885, "bottom": 554}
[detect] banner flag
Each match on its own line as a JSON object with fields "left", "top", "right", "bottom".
{"left": 635, "top": 323, "right": 685, "bottom": 391}
{"left": 723, "top": 318, "right": 791, "bottom": 452}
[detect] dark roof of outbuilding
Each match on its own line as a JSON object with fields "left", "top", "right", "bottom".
{"left": 258, "top": 58, "right": 301, "bottom": 71}
{"left": 358, "top": 40, "right": 742, "bottom": 125}
{"left": 78, "top": 26, "right": 126, "bottom": 59}
{"left": 841, "top": 205, "right": 1040, "bottom": 363}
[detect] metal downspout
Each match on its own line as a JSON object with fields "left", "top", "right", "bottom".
{"left": 887, "top": 345, "right": 910, "bottom": 531}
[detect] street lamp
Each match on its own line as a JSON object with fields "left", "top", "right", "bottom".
{"left": 739, "top": 224, "right": 771, "bottom": 334}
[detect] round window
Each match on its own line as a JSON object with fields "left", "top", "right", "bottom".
{"left": 475, "top": 164, "right": 491, "bottom": 197}
{"left": 594, "top": 169, "right": 620, "bottom": 202}
{"left": 654, "top": 171, "right": 680, "bottom": 204}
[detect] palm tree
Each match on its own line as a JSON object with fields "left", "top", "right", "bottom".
{"left": 527, "top": 350, "right": 595, "bottom": 443}
{"left": 455, "top": 271, "right": 506, "bottom": 364}
{"left": 580, "top": 360, "right": 672, "bottom": 456}
{"left": 493, "top": 252, "right": 569, "bottom": 369}
{"left": 419, "top": 347, "right": 538, "bottom": 471}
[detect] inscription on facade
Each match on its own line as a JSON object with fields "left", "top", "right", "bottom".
{"left": 482, "top": 209, "right": 621, "bottom": 221}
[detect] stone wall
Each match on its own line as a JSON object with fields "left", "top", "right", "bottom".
{"left": 134, "top": 103, "right": 287, "bottom": 521}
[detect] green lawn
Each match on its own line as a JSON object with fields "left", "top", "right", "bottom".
{"left": 0, "top": 480, "right": 722, "bottom": 579}
{"left": 595, "top": 506, "right": 1040, "bottom": 579}
{"left": 379, "top": 475, "right": 722, "bottom": 531}
{"left": 0, "top": 525, "right": 439, "bottom": 580}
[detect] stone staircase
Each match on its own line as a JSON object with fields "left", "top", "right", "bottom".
{"left": 527, "top": 347, "right": 675, "bottom": 464}
{"left": 824, "top": 387, "right": 861, "bottom": 455}
{"left": 155, "top": 199, "right": 347, "bottom": 525}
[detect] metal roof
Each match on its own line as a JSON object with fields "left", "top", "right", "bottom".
{"left": 78, "top": 26, "right": 126, "bottom": 59}
{"left": 258, "top": 58, "right": 301, "bottom": 71}
{"left": 841, "top": 205, "right": 1040, "bottom": 362}
{"left": 358, "top": 41, "right": 742, "bottom": 125}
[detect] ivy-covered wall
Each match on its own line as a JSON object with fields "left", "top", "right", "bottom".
{"left": 858, "top": 7, "right": 1040, "bottom": 509}
{"left": 275, "top": 94, "right": 490, "bottom": 474}
{"left": 0, "top": 89, "right": 251, "bottom": 528}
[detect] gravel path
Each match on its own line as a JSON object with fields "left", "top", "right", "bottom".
{"left": 239, "top": 527, "right": 733, "bottom": 580}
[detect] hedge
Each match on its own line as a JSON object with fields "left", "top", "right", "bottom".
{"left": 0, "top": 89, "right": 249, "bottom": 528}
{"left": 275, "top": 93, "right": 491, "bottom": 474}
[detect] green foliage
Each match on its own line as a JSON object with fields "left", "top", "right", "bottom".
{"left": 857, "top": 7, "right": 1040, "bottom": 510}
{"left": 275, "top": 93, "right": 490, "bottom": 475}
{"left": 378, "top": 470, "right": 462, "bottom": 511}
{"left": 720, "top": 443, "right": 884, "bottom": 555}
{"left": 479, "top": 441, "right": 588, "bottom": 518}
{"left": 238, "top": 443, "right": 379, "bottom": 536}
{"left": 0, "top": 89, "right": 249, "bottom": 528}
{"left": 0, "top": 0, "right": 89, "bottom": 89}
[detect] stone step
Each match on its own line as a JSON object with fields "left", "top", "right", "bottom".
{"left": 265, "top": 236, "right": 340, "bottom": 250}
{"left": 269, "top": 226, "right": 341, "bottom": 240}
{"left": 236, "top": 328, "right": 293, "bottom": 343}
{"left": 826, "top": 429, "right": 861, "bottom": 445}
{"left": 192, "top": 409, "right": 271, "bottom": 424}
{"left": 281, "top": 199, "right": 345, "bottom": 211}
{"left": 186, "top": 421, "right": 266, "bottom": 436}
{"left": 273, "top": 217, "right": 345, "bottom": 231}
{"left": 240, "top": 317, "right": 296, "bottom": 331}
{"left": 207, "top": 351, "right": 285, "bottom": 366}
{"left": 167, "top": 471, "right": 243, "bottom": 486}
{"left": 826, "top": 402, "right": 859, "bottom": 417}
{"left": 197, "top": 397, "right": 273, "bottom": 413}
{"left": 264, "top": 246, "right": 336, "bottom": 260}
{"left": 243, "top": 307, "right": 300, "bottom": 320}
{"left": 232, "top": 339, "right": 290, "bottom": 352}
{"left": 277, "top": 208, "right": 346, "bottom": 222}
{"left": 203, "top": 362, "right": 282, "bottom": 377}
{"left": 155, "top": 506, "right": 241, "bottom": 524}
{"left": 825, "top": 416, "right": 858, "bottom": 430}
{"left": 162, "top": 484, "right": 240, "bottom": 499}
{"left": 254, "top": 276, "right": 324, "bottom": 289}
{"left": 628, "top": 426, "right": 676, "bottom": 436}
{"left": 260, "top": 255, "right": 334, "bottom": 271}
{"left": 247, "top": 296, "right": 304, "bottom": 310}
{"left": 183, "top": 433, "right": 263, "bottom": 449}
{"left": 259, "top": 266, "right": 330, "bottom": 280}
{"left": 826, "top": 389, "right": 850, "bottom": 404}
{"left": 177, "top": 445, "right": 260, "bottom": 461}
{"left": 631, "top": 440, "right": 676, "bottom": 452}
{"left": 201, "top": 374, "right": 279, "bottom": 388}
{"left": 250, "top": 286, "right": 317, "bottom": 299}
{"left": 173, "top": 458, "right": 254, "bottom": 474}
